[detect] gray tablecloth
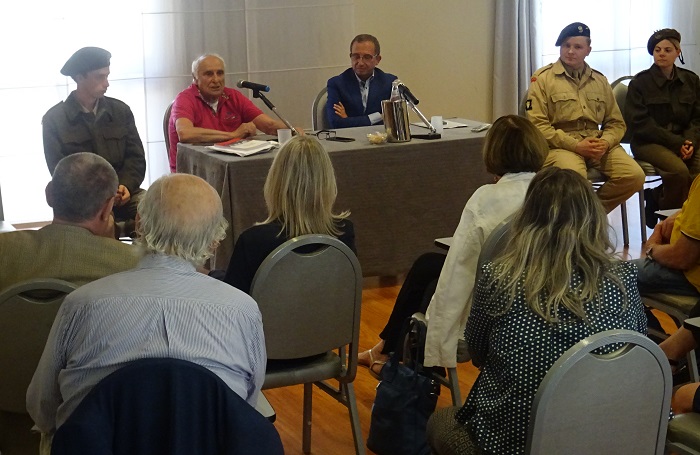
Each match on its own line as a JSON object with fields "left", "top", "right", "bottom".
{"left": 177, "top": 120, "right": 491, "bottom": 276}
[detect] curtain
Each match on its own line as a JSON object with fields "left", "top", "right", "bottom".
{"left": 491, "top": 0, "right": 539, "bottom": 118}
{"left": 0, "top": 0, "right": 353, "bottom": 223}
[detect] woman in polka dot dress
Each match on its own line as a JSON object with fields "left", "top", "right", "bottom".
{"left": 426, "top": 167, "right": 647, "bottom": 455}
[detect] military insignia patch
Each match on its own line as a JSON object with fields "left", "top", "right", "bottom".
{"left": 525, "top": 99, "right": 532, "bottom": 111}
{"left": 531, "top": 76, "right": 537, "bottom": 82}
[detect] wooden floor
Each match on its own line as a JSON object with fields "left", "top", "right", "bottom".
{"left": 264, "top": 197, "right": 677, "bottom": 454}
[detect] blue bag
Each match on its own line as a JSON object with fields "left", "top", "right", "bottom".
{"left": 366, "top": 318, "right": 440, "bottom": 455}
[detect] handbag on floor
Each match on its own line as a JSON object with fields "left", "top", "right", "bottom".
{"left": 366, "top": 318, "right": 440, "bottom": 455}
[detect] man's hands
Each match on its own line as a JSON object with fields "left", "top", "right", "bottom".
{"left": 681, "top": 140, "right": 694, "bottom": 161}
{"left": 575, "top": 137, "right": 609, "bottom": 161}
{"left": 115, "top": 185, "right": 131, "bottom": 207}
{"left": 333, "top": 102, "right": 348, "bottom": 119}
{"left": 232, "top": 122, "right": 258, "bottom": 139}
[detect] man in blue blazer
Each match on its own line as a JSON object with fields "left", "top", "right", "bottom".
{"left": 326, "top": 34, "right": 398, "bottom": 129}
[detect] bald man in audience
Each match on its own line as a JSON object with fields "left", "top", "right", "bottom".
{"left": 167, "top": 53, "right": 289, "bottom": 172}
{"left": 0, "top": 153, "right": 140, "bottom": 292}
{"left": 27, "top": 173, "right": 266, "bottom": 453}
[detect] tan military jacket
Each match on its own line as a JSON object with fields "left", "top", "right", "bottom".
{"left": 526, "top": 59, "right": 626, "bottom": 153}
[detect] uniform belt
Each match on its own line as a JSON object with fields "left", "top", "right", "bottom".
{"left": 554, "top": 119, "right": 599, "bottom": 132}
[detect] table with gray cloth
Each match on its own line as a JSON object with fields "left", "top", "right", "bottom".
{"left": 176, "top": 120, "right": 491, "bottom": 275}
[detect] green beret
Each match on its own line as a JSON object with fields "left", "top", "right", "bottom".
{"left": 555, "top": 22, "right": 590, "bottom": 46}
{"left": 647, "top": 29, "right": 681, "bottom": 55}
{"left": 60, "top": 47, "right": 111, "bottom": 77}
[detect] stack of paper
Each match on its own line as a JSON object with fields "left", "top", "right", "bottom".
{"left": 207, "top": 139, "right": 275, "bottom": 157}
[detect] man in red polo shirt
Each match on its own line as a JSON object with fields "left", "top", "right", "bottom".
{"left": 167, "top": 53, "right": 288, "bottom": 172}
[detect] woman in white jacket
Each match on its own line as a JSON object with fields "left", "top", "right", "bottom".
{"left": 359, "top": 115, "right": 549, "bottom": 376}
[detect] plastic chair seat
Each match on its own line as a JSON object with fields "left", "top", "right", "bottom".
{"left": 667, "top": 413, "right": 700, "bottom": 454}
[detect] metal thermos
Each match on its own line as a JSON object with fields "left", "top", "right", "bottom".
{"left": 381, "top": 99, "right": 411, "bottom": 143}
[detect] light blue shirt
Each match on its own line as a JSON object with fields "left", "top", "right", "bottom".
{"left": 27, "top": 253, "right": 266, "bottom": 433}
{"left": 355, "top": 71, "right": 383, "bottom": 124}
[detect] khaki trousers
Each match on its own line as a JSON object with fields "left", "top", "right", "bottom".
{"left": 544, "top": 144, "right": 645, "bottom": 213}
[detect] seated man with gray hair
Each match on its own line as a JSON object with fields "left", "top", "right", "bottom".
{"left": 167, "top": 53, "right": 289, "bottom": 172}
{"left": 0, "top": 152, "right": 140, "bottom": 291}
{"left": 27, "top": 173, "right": 266, "bottom": 452}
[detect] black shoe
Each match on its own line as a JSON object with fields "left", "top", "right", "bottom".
{"left": 644, "top": 188, "right": 658, "bottom": 229}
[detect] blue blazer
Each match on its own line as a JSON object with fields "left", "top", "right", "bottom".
{"left": 326, "top": 67, "right": 397, "bottom": 129}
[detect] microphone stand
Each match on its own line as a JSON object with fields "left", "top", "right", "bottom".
{"left": 252, "top": 89, "right": 300, "bottom": 135}
{"left": 398, "top": 87, "right": 440, "bottom": 140}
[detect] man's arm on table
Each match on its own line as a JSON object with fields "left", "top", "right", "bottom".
{"left": 175, "top": 114, "right": 292, "bottom": 144}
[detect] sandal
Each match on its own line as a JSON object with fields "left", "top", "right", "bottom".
{"left": 359, "top": 348, "right": 387, "bottom": 380}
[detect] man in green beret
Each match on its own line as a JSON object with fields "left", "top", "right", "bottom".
{"left": 42, "top": 47, "right": 146, "bottom": 237}
{"left": 525, "top": 22, "right": 645, "bottom": 213}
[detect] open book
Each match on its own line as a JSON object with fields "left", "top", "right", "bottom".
{"left": 207, "top": 139, "right": 276, "bottom": 157}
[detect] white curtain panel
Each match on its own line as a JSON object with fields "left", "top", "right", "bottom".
{"left": 0, "top": 0, "right": 353, "bottom": 223}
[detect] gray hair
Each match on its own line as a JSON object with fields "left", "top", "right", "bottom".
{"left": 136, "top": 174, "right": 228, "bottom": 266}
{"left": 191, "top": 53, "right": 226, "bottom": 76}
{"left": 49, "top": 153, "right": 118, "bottom": 222}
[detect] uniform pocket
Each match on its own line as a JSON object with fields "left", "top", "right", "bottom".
{"left": 551, "top": 92, "right": 579, "bottom": 121}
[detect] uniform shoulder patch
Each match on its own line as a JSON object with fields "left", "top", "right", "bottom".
{"left": 525, "top": 99, "right": 533, "bottom": 111}
{"left": 531, "top": 76, "right": 537, "bottom": 83}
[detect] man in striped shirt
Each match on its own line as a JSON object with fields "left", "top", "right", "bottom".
{"left": 27, "top": 173, "right": 266, "bottom": 452}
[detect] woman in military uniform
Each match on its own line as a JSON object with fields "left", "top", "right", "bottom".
{"left": 626, "top": 28, "right": 700, "bottom": 221}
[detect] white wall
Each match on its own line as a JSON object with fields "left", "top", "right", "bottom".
{"left": 354, "top": 1, "right": 496, "bottom": 123}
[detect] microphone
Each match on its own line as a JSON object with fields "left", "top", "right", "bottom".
{"left": 237, "top": 80, "right": 270, "bottom": 92}
{"left": 398, "top": 83, "right": 419, "bottom": 105}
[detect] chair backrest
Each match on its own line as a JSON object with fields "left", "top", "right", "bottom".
{"left": 526, "top": 329, "right": 672, "bottom": 455}
{"left": 611, "top": 75, "right": 633, "bottom": 144}
{"left": 250, "top": 234, "right": 362, "bottom": 373}
{"left": 163, "top": 100, "right": 174, "bottom": 160}
{"left": 0, "top": 278, "right": 77, "bottom": 413}
{"left": 311, "top": 87, "right": 330, "bottom": 130}
{"left": 51, "top": 358, "right": 284, "bottom": 455}
{"left": 475, "top": 219, "right": 513, "bottom": 283}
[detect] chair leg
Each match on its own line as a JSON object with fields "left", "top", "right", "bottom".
{"left": 447, "top": 367, "right": 462, "bottom": 406}
{"left": 620, "top": 199, "right": 629, "bottom": 246}
{"left": 303, "top": 382, "right": 313, "bottom": 454}
{"left": 688, "top": 349, "right": 700, "bottom": 383}
{"left": 638, "top": 189, "right": 648, "bottom": 243}
{"left": 342, "top": 382, "right": 366, "bottom": 455}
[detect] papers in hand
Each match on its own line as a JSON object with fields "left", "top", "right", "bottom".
{"left": 207, "top": 139, "right": 275, "bottom": 157}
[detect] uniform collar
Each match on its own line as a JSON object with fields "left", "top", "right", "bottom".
{"left": 649, "top": 63, "right": 681, "bottom": 88}
{"left": 554, "top": 59, "right": 593, "bottom": 80}
{"left": 64, "top": 91, "right": 112, "bottom": 122}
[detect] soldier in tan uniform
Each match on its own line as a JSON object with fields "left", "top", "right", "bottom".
{"left": 526, "top": 22, "right": 644, "bottom": 213}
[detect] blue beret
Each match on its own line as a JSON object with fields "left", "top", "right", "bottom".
{"left": 555, "top": 22, "right": 590, "bottom": 46}
{"left": 647, "top": 29, "right": 681, "bottom": 55}
{"left": 60, "top": 47, "right": 111, "bottom": 77}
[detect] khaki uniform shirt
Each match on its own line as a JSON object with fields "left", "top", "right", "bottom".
{"left": 527, "top": 59, "right": 626, "bottom": 153}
